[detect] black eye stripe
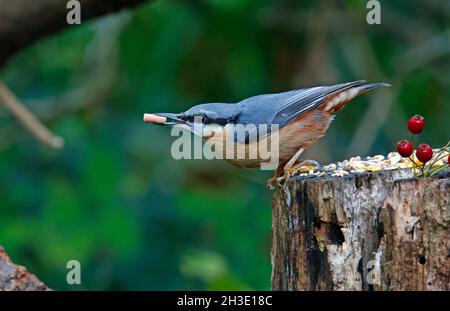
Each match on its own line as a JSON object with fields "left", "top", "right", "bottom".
{"left": 183, "top": 114, "right": 231, "bottom": 125}
{"left": 184, "top": 115, "right": 207, "bottom": 122}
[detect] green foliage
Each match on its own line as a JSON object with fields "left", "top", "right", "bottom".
{"left": 0, "top": 0, "right": 448, "bottom": 290}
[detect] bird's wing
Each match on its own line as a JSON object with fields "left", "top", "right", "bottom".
{"left": 270, "top": 80, "right": 366, "bottom": 128}
{"left": 231, "top": 81, "right": 366, "bottom": 144}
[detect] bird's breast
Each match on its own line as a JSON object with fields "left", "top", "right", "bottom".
{"left": 204, "top": 109, "right": 333, "bottom": 168}
{"left": 277, "top": 109, "right": 333, "bottom": 161}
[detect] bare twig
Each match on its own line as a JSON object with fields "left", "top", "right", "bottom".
{"left": 0, "top": 0, "right": 149, "bottom": 67}
{"left": 0, "top": 13, "right": 130, "bottom": 150}
{"left": 0, "top": 80, "right": 64, "bottom": 149}
{"left": 345, "top": 28, "right": 450, "bottom": 157}
{"left": 396, "top": 29, "right": 450, "bottom": 75}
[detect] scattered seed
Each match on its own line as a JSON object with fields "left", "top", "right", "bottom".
{"left": 289, "top": 151, "right": 448, "bottom": 179}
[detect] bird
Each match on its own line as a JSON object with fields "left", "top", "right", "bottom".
{"left": 143, "top": 80, "right": 390, "bottom": 188}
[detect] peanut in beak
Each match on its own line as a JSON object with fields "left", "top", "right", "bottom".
{"left": 143, "top": 113, "right": 167, "bottom": 124}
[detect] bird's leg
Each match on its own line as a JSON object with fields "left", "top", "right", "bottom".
{"left": 266, "top": 147, "right": 306, "bottom": 188}
{"left": 279, "top": 147, "right": 306, "bottom": 182}
{"left": 266, "top": 147, "right": 323, "bottom": 189}
{"left": 266, "top": 160, "right": 288, "bottom": 189}
{"left": 290, "top": 159, "right": 322, "bottom": 173}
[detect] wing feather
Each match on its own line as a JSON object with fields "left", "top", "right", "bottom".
{"left": 231, "top": 80, "right": 370, "bottom": 144}
{"left": 271, "top": 80, "right": 366, "bottom": 128}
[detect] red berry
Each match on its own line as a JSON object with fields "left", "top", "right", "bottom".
{"left": 397, "top": 140, "right": 413, "bottom": 157}
{"left": 407, "top": 115, "right": 425, "bottom": 134}
{"left": 448, "top": 154, "right": 450, "bottom": 165}
{"left": 416, "top": 143, "right": 433, "bottom": 163}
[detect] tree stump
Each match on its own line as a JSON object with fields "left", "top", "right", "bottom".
{"left": 0, "top": 246, "right": 50, "bottom": 291}
{"left": 271, "top": 169, "right": 450, "bottom": 290}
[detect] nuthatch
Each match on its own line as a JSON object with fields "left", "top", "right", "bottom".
{"left": 143, "top": 80, "right": 389, "bottom": 187}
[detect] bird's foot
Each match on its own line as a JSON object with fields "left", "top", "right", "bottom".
{"left": 266, "top": 176, "right": 280, "bottom": 189}
{"left": 266, "top": 171, "right": 292, "bottom": 189}
{"left": 289, "top": 159, "right": 322, "bottom": 175}
{"left": 266, "top": 175, "right": 288, "bottom": 189}
{"left": 266, "top": 160, "right": 321, "bottom": 190}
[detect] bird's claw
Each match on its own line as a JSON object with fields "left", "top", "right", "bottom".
{"left": 304, "top": 159, "right": 322, "bottom": 171}
{"left": 266, "top": 177, "right": 279, "bottom": 189}
{"left": 290, "top": 160, "right": 322, "bottom": 175}
{"left": 277, "top": 176, "right": 287, "bottom": 187}
{"left": 267, "top": 160, "right": 321, "bottom": 190}
{"left": 266, "top": 174, "right": 289, "bottom": 190}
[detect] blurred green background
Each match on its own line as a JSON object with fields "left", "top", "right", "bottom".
{"left": 0, "top": 0, "right": 448, "bottom": 290}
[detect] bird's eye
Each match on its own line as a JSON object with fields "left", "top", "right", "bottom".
{"left": 184, "top": 114, "right": 209, "bottom": 123}
{"left": 196, "top": 114, "right": 208, "bottom": 123}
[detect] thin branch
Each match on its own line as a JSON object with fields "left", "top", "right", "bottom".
{"left": 342, "top": 21, "right": 393, "bottom": 157}
{"left": 0, "top": 80, "right": 64, "bottom": 149}
{"left": 0, "top": 13, "right": 130, "bottom": 150}
{"left": 0, "top": 0, "right": 149, "bottom": 67}
{"left": 345, "top": 28, "right": 450, "bottom": 157}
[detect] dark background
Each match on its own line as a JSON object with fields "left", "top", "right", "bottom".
{"left": 0, "top": 0, "right": 448, "bottom": 290}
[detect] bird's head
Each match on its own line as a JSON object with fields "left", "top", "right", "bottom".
{"left": 144, "top": 103, "right": 240, "bottom": 138}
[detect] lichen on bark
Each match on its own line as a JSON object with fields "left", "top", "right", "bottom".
{"left": 271, "top": 169, "right": 449, "bottom": 291}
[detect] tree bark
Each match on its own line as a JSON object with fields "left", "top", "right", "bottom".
{"left": 0, "top": 246, "right": 50, "bottom": 291}
{"left": 0, "top": 0, "right": 149, "bottom": 68}
{"left": 271, "top": 169, "right": 450, "bottom": 290}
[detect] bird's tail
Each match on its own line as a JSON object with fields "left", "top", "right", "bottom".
{"left": 354, "top": 82, "right": 391, "bottom": 94}
{"left": 321, "top": 81, "right": 390, "bottom": 114}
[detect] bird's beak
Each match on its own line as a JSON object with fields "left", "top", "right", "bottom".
{"left": 143, "top": 113, "right": 186, "bottom": 126}
{"left": 143, "top": 112, "right": 223, "bottom": 138}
